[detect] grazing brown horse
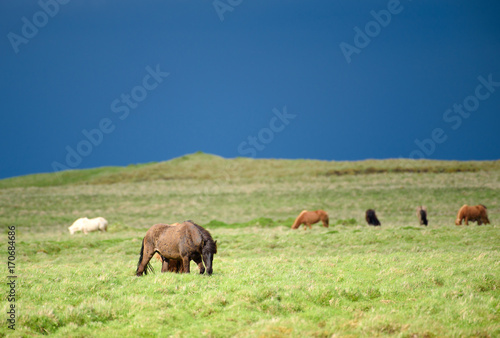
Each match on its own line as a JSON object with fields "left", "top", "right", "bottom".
{"left": 365, "top": 209, "right": 381, "bottom": 226}
{"left": 455, "top": 204, "right": 490, "bottom": 225}
{"left": 136, "top": 221, "right": 217, "bottom": 276}
{"left": 417, "top": 206, "right": 428, "bottom": 226}
{"left": 291, "top": 210, "right": 329, "bottom": 230}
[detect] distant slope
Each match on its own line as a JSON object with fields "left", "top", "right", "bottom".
{"left": 1, "top": 151, "right": 499, "bottom": 188}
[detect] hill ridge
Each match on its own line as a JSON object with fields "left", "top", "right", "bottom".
{"left": 1, "top": 151, "right": 499, "bottom": 189}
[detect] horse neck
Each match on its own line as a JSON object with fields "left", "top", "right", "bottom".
{"left": 192, "top": 223, "right": 216, "bottom": 254}
{"left": 292, "top": 211, "right": 308, "bottom": 228}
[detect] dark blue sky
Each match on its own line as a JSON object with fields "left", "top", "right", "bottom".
{"left": 1, "top": 1, "right": 500, "bottom": 179}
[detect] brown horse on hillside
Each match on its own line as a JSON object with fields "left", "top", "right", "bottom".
{"left": 291, "top": 210, "right": 329, "bottom": 230}
{"left": 136, "top": 221, "right": 217, "bottom": 276}
{"left": 455, "top": 204, "right": 490, "bottom": 225}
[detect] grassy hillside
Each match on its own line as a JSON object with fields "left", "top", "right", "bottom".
{"left": 1, "top": 153, "right": 499, "bottom": 337}
{"left": 2, "top": 151, "right": 499, "bottom": 188}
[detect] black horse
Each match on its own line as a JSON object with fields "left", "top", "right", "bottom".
{"left": 365, "top": 209, "right": 381, "bottom": 226}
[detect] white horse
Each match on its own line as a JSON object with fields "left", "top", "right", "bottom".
{"left": 68, "top": 217, "right": 108, "bottom": 234}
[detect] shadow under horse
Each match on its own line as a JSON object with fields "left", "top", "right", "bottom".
{"left": 136, "top": 220, "right": 217, "bottom": 276}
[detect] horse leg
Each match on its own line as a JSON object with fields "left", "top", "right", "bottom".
{"left": 182, "top": 256, "right": 191, "bottom": 273}
{"left": 171, "top": 260, "right": 183, "bottom": 273}
{"left": 136, "top": 245, "right": 155, "bottom": 276}
{"left": 193, "top": 254, "right": 205, "bottom": 275}
{"left": 161, "top": 256, "right": 169, "bottom": 273}
{"left": 465, "top": 217, "right": 469, "bottom": 225}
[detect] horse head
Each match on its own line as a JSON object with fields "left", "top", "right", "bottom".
{"left": 202, "top": 240, "right": 217, "bottom": 275}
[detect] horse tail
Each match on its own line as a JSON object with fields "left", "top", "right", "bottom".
{"left": 137, "top": 238, "right": 154, "bottom": 275}
{"left": 322, "top": 211, "right": 329, "bottom": 227}
{"left": 479, "top": 205, "right": 490, "bottom": 224}
{"left": 291, "top": 210, "right": 307, "bottom": 229}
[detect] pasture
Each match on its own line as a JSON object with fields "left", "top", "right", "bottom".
{"left": 1, "top": 153, "right": 499, "bottom": 337}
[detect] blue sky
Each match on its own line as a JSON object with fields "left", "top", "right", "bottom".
{"left": 1, "top": 0, "right": 499, "bottom": 179}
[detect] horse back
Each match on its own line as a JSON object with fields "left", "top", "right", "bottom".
{"left": 316, "top": 210, "right": 328, "bottom": 219}
{"left": 147, "top": 222, "right": 204, "bottom": 259}
{"left": 463, "top": 205, "right": 482, "bottom": 219}
{"left": 472, "top": 205, "right": 488, "bottom": 219}
{"left": 144, "top": 223, "right": 173, "bottom": 249}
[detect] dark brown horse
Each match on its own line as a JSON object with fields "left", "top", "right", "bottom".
{"left": 365, "top": 209, "right": 381, "bottom": 226}
{"left": 417, "top": 206, "right": 428, "bottom": 226}
{"left": 136, "top": 221, "right": 217, "bottom": 276}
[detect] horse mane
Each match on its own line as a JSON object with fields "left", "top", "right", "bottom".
{"left": 292, "top": 210, "right": 308, "bottom": 229}
{"left": 457, "top": 205, "right": 467, "bottom": 220}
{"left": 186, "top": 220, "right": 217, "bottom": 254}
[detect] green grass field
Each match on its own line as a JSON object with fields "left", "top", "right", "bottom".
{"left": 1, "top": 153, "right": 499, "bottom": 337}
